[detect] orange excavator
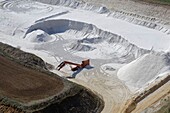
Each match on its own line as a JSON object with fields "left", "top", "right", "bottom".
{"left": 57, "top": 59, "right": 90, "bottom": 71}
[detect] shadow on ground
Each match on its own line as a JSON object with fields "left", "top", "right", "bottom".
{"left": 66, "top": 65, "right": 94, "bottom": 79}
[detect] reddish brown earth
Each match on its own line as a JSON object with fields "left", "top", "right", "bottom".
{"left": 0, "top": 42, "right": 104, "bottom": 113}
{"left": 0, "top": 55, "right": 64, "bottom": 103}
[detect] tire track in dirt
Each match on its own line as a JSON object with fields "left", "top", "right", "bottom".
{"left": 68, "top": 69, "right": 132, "bottom": 113}
{"left": 0, "top": 0, "right": 53, "bottom": 13}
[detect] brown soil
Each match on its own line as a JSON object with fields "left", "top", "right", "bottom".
{"left": 0, "top": 55, "right": 64, "bottom": 103}
{"left": 0, "top": 104, "right": 24, "bottom": 113}
{"left": 0, "top": 42, "right": 104, "bottom": 113}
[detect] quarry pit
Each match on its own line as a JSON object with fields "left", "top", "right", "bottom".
{"left": 0, "top": 0, "right": 170, "bottom": 113}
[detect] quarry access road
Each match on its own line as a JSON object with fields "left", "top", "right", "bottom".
{"left": 60, "top": 68, "right": 132, "bottom": 113}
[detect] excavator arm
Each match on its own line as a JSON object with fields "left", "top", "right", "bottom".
{"left": 57, "top": 59, "right": 90, "bottom": 71}
{"left": 57, "top": 61, "right": 81, "bottom": 71}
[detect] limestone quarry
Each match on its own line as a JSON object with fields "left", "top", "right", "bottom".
{"left": 0, "top": 0, "right": 170, "bottom": 113}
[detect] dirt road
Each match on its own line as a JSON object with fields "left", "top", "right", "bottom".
{"left": 55, "top": 68, "right": 132, "bottom": 113}
{"left": 84, "top": 0, "right": 170, "bottom": 24}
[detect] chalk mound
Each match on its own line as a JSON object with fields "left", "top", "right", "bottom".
{"left": 25, "top": 30, "right": 53, "bottom": 43}
{"left": 117, "top": 53, "right": 170, "bottom": 90}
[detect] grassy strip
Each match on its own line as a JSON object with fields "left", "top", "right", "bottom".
{"left": 151, "top": 0, "right": 170, "bottom": 5}
{"left": 135, "top": 0, "right": 170, "bottom": 5}
{"left": 155, "top": 101, "right": 170, "bottom": 113}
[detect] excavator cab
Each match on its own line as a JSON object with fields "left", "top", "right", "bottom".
{"left": 81, "top": 59, "right": 90, "bottom": 67}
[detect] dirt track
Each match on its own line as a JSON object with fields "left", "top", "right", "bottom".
{"left": 0, "top": 55, "right": 64, "bottom": 103}
{"left": 84, "top": 0, "right": 170, "bottom": 24}
{"left": 62, "top": 69, "right": 132, "bottom": 113}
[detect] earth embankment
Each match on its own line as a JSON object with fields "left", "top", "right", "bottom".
{"left": 0, "top": 42, "right": 104, "bottom": 113}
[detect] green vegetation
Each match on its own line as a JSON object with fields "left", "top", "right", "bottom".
{"left": 137, "top": 0, "right": 170, "bottom": 5}
{"left": 155, "top": 98, "right": 170, "bottom": 113}
{"left": 154, "top": 0, "right": 170, "bottom": 5}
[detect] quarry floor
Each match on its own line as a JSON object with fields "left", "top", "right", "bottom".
{"left": 48, "top": 37, "right": 133, "bottom": 113}
{"left": 0, "top": 0, "right": 170, "bottom": 113}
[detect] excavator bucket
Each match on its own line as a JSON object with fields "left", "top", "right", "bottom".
{"left": 57, "top": 61, "right": 65, "bottom": 70}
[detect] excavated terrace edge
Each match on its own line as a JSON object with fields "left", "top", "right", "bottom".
{"left": 0, "top": 42, "right": 104, "bottom": 112}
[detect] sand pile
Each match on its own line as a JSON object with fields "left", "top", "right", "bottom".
{"left": 117, "top": 53, "right": 170, "bottom": 90}
{"left": 25, "top": 30, "right": 53, "bottom": 43}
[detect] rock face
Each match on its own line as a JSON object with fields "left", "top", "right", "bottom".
{"left": 0, "top": 42, "right": 104, "bottom": 113}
